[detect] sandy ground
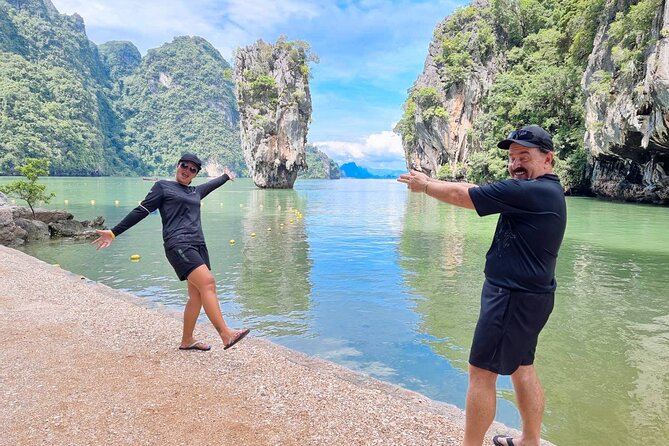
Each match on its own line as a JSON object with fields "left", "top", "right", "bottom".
{"left": 1, "top": 245, "right": 555, "bottom": 446}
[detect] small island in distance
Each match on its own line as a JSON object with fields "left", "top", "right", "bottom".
{"left": 339, "top": 162, "right": 404, "bottom": 179}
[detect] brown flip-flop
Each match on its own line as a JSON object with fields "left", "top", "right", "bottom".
{"left": 179, "top": 340, "right": 212, "bottom": 351}
{"left": 224, "top": 328, "right": 250, "bottom": 350}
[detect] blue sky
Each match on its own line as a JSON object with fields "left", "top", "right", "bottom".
{"left": 51, "top": 0, "right": 468, "bottom": 170}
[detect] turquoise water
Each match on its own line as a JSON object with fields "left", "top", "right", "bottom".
{"left": 5, "top": 177, "right": 669, "bottom": 445}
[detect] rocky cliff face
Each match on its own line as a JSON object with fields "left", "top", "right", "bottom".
{"left": 582, "top": 0, "right": 668, "bottom": 203}
{"left": 397, "top": 0, "right": 505, "bottom": 177}
{"left": 234, "top": 38, "right": 314, "bottom": 188}
{"left": 120, "top": 36, "right": 243, "bottom": 175}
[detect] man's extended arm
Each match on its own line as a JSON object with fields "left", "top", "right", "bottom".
{"left": 397, "top": 169, "right": 476, "bottom": 209}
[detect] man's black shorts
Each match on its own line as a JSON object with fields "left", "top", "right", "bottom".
{"left": 164, "top": 244, "right": 211, "bottom": 281}
{"left": 469, "top": 280, "right": 554, "bottom": 375}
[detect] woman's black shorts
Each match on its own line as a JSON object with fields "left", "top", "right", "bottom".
{"left": 469, "top": 280, "right": 554, "bottom": 375}
{"left": 164, "top": 244, "right": 211, "bottom": 281}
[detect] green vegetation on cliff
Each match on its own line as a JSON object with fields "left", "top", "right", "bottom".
{"left": 120, "top": 36, "right": 243, "bottom": 175}
{"left": 0, "top": 1, "right": 244, "bottom": 177}
{"left": 398, "top": 0, "right": 650, "bottom": 192}
{"left": 0, "top": 0, "right": 136, "bottom": 175}
{"left": 299, "top": 145, "right": 340, "bottom": 179}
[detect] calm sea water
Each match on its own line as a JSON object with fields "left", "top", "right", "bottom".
{"left": 4, "top": 176, "right": 668, "bottom": 446}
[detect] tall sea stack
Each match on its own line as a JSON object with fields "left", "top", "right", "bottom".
{"left": 234, "top": 38, "right": 316, "bottom": 188}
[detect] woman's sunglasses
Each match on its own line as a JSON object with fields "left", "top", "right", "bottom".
{"left": 179, "top": 162, "right": 198, "bottom": 174}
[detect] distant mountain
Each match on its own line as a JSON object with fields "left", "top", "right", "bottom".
{"left": 340, "top": 162, "right": 402, "bottom": 179}
{"left": 299, "top": 144, "right": 340, "bottom": 179}
{"left": 0, "top": 0, "right": 241, "bottom": 176}
{"left": 120, "top": 36, "right": 242, "bottom": 176}
{"left": 367, "top": 167, "right": 406, "bottom": 178}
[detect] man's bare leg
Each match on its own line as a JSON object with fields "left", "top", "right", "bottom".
{"left": 462, "top": 364, "right": 498, "bottom": 446}
{"left": 507, "top": 365, "right": 544, "bottom": 446}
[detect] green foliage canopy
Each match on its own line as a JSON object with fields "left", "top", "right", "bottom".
{"left": 0, "top": 157, "right": 55, "bottom": 217}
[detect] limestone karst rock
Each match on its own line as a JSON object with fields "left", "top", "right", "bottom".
{"left": 234, "top": 38, "right": 316, "bottom": 188}
{"left": 581, "top": 0, "right": 669, "bottom": 203}
{"left": 396, "top": 0, "right": 503, "bottom": 178}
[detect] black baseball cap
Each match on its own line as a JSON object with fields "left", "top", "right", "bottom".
{"left": 497, "top": 125, "right": 554, "bottom": 152}
{"left": 178, "top": 153, "right": 202, "bottom": 171}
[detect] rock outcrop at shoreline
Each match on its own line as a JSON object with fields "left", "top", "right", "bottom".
{"left": 397, "top": 0, "right": 668, "bottom": 204}
{"left": 581, "top": 0, "right": 669, "bottom": 204}
{"left": 0, "top": 193, "right": 104, "bottom": 247}
{"left": 234, "top": 37, "right": 316, "bottom": 188}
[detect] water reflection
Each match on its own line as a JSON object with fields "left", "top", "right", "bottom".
{"left": 235, "top": 189, "right": 312, "bottom": 336}
{"left": 542, "top": 238, "right": 669, "bottom": 445}
{"left": 398, "top": 192, "right": 520, "bottom": 421}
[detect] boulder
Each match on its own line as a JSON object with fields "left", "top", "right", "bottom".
{"left": 49, "top": 219, "right": 85, "bottom": 237}
{"left": 11, "top": 207, "right": 74, "bottom": 223}
{"left": 0, "top": 207, "right": 26, "bottom": 247}
{"left": 14, "top": 218, "right": 50, "bottom": 242}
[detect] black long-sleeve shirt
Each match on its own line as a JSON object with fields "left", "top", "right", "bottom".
{"left": 111, "top": 175, "right": 229, "bottom": 249}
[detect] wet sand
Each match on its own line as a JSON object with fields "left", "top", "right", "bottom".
{"left": 1, "top": 245, "right": 554, "bottom": 445}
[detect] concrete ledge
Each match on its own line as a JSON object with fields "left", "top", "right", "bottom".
{"left": 1, "top": 245, "right": 553, "bottom": 445}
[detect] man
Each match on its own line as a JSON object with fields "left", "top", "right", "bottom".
{"left": 397, "top": 125, "right": 566, "bottom": 446}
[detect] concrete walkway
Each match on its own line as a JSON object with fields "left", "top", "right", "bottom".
{"left": 1, "top": 245, "right": 551, "bottom": 446}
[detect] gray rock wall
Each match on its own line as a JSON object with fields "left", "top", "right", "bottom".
{"left": 581, "top": 0, "right": 668, "bottom": 203}
{"left": 234, "top": 39, "right": 314, "bottom": 188}
{"left": 401, "top": 0, "right": 504, "bottom": 177}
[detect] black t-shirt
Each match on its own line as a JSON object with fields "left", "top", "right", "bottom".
{"left": 111, "top": 175, "right": 229, "bottom": 248}
{"left": 468, "top": 173, "right": 567, "bottom": 293}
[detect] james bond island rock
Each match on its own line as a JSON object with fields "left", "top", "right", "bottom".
{"left": 394, "top": 0, "right": 504, "bottom": 177}
{"left": 234, "top": 37, "right": 317, "bottom": 188}
{"left": 582, "top": 0, "right": 669, "bottom": 204}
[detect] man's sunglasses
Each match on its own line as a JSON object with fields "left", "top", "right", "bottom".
{"left": 179, "top": 162, "right": 198, "bottom": 174}
{"left": 507, "top": 129, "right": 535, "bottom": 140}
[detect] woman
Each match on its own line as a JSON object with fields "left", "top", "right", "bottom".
{"left": 92, "top": 153, "right": 250, "bottom": 351}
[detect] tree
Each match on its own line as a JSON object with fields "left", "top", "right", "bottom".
{"left": 0, "top": 157, "right": 55, "bottom": 217}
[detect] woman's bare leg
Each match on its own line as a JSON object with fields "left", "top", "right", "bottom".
{"left": 186, "top": 264, "right": 245, "bottom": 345}
{"left": 181, "top": 280, "right": 204, "bottom": 346}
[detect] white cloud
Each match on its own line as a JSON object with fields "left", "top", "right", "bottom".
{"left": 51, "top": 0, "right": 320, "bottom": 57}
{"left": 314, "top": 130, "right": 406, "bottom": 169}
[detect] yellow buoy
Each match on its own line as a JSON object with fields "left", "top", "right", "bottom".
{"left": 229, "top": 239, "right": 235, "bottom": 244}
{"left": 251, "top": 232, "right": 256, "bottom": 237}
{"left": 130, "top": 254, "right": 141, "bottom": 261}
{"left": 90, "top": 200, "right": 96, "bottom": 206}
{"left": 267, "top": 227, "right": 272, "bottom": 231}
{"left": 63, "top": 200, "right": 69, "bottom": 205}
{"left": 114, "top": 200, "right": 120, "bottom": 206}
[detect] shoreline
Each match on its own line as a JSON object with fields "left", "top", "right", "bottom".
{"left": 1, "top": 245, "right": 554, "bottom": 445}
